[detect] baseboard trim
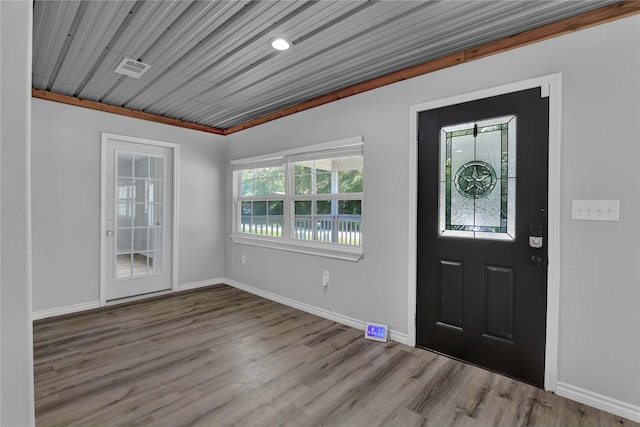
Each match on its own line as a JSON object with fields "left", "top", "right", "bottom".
{"left": 176, "top": 278, "right": 225, "bottom": 291}
{"left": 224, "top": 278, "right": 408, "bottom": 345}
{"left": 33, "top": 278, "right": 225, "bottom": 320}
{"left": 32, "top": 301, "right": 101, "bottom": 320}
{"left": 555, "top": 382, "right": 640, "bottom": 422}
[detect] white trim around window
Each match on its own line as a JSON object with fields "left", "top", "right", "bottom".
{"left": 231, "top": 136, "right": 364, "bottom": 262}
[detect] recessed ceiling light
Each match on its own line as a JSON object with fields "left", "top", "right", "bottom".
{"left": 270, "top": 38, "right": 291, "bottom": 51}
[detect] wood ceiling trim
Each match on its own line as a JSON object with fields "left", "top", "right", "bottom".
{"left": 465, "top": 0, "right": 640, "bottom": 61}
{"left": 31, "top": 89, "right": 226, "bottom": 135}
{"left": 31, "top": 1, "right": 640, "bottom": 136}
{"left": 226, "top": 0, "right": 640, "bottom": 134}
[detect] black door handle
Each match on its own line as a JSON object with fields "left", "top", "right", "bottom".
{"left": 530, "top": 255, "right": 548, "bottom": 267}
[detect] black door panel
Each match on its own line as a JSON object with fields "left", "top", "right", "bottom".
{"left": 417, "top": 88, "right": 549, "bottom": 387}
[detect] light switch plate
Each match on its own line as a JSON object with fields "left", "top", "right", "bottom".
{"left": 571, "top": 200, "right": 620, "bottom": 222}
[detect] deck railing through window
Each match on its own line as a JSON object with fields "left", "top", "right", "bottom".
{"left": 294, "top": 215, "right": 362, "bottom": 246}
{"left": 240, "top": 215, "right": 362, "bottom": 246}
{"left": 240, "top": 216, "right": 284, "bottom": 237}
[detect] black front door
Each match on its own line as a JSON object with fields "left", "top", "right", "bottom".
{"left": 416, "top": 87, "right": 549, "bottom": 387}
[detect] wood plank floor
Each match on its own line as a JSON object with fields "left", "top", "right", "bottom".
{"left": 34, "top": 285, "right": 637, "bottom": 427}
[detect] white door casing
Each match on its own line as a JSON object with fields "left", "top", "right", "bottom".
{"left": 408, "top": 74, "right": 562, "bottom": 391}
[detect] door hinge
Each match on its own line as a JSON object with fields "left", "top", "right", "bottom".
{"left": 541, "top": 83, "right": 550, "bottom": 98}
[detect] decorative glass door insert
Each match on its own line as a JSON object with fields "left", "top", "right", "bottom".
{"left": 439, "top": 115, "right": 516, "bottom": 240}
{"left": 116, "top": 151, "right": 165, "bottom": 279}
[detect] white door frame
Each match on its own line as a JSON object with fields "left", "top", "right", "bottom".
{"left": 407, "top": 73, "right": 562, "bottom": 391}
{"left": 100, "top": 132, "right": 180, "bottom": 307}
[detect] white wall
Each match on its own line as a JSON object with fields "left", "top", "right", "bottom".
{"left": 1, "top": 1, "right": 35, "bottom": 425}
{"left": 31, "top": 99, "right": 226, "bottom": 312}
{"left": 225, "top": 16, "right": 640, "bottom": 416}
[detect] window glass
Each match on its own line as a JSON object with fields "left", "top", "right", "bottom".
{"left": 339, "top": 169, "right": 363, "bottom": 193}
{"left": 241, "top": 166, "right": 285, "bottom": 197}
{"left": 239, "top": 200, "right": 284, "bottom": 237}
{"left": 234, "top": 143, "right": 364, "bottom": 254}
{"left": 290, "top": 155, "right": 363, "bottom": 246}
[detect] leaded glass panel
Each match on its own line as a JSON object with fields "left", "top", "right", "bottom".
{"left": 439, "top": 115, "right": 516, "bottom": 240}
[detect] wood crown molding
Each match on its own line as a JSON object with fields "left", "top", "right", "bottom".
{"left": 31, "top": 89, "right": 226, "bottom": 135}
{"left": 32, "top": 1, "right": 640, "bottom": 136}
{"left": 226, "top": 0, "right": 640, "bottom": 134}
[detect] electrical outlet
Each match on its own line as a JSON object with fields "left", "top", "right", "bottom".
{"left": 322, "top": 270, "right": 329, "bottom": 289}
{"left": 240, "top": 254, "right": 246, "bottom": 264}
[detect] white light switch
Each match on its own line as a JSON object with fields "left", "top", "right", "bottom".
{"left": 571, "top": 200, "right": 620, "bottom": 222}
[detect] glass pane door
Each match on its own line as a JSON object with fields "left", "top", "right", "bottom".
{"left": 116, "top": 151, "right": 164, "bottom": 279}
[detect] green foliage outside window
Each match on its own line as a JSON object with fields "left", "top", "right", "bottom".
{"left": 241, "top": 167, "right": 285, "bottom": 197}
{"left": 339, "top": 200, "right": 361, "bottom": 215}
{"left": 238, "top": 152, "right": 363, "bottom": 247}
{"left": 294, "top": 157, "right": 363, "bottom": 195}
{"left": 339, "top": 170, "right": 363, "bottom": 193}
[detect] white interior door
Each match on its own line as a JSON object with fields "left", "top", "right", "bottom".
{"left": 102, "top": 134, "right": 175, "bottom": 302}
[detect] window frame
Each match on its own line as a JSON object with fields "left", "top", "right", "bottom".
{"left": 231, "top": 137, "right": 364, "bottom": 261}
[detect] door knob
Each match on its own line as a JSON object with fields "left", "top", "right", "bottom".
{"left": 529, "top": 254, "right": 547, "bottom": 267}
{"left": 106, "top": 230, "right": 114, "bottom": 236}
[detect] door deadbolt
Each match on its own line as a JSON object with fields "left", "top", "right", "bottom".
{"left": 106, "top": 230, "right": 114, "bottom": 236}
{"left": 529, "top": 224, "right": 543, "bottom": 248}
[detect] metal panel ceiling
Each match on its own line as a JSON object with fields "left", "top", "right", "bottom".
{"left": 33, "top": 0, "right": 617, "bottom": 130}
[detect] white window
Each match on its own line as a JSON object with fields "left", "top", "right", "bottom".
{"left": 231, "top": 137, "right": 363, "bottom": 261}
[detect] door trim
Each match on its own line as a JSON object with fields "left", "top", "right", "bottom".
{"left": 408, "top": 74, "right": 562, "bottom": 391}
{"left": 100, "top": 133, "right": 180, "bottom": 307}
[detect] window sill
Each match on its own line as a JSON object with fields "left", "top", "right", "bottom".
{"left": 230, "top": 234, "right": 364, "bottom": 262}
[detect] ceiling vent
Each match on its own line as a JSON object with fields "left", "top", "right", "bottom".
{"left": 114, "top": 57, "right": 150, "bottom": 79}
